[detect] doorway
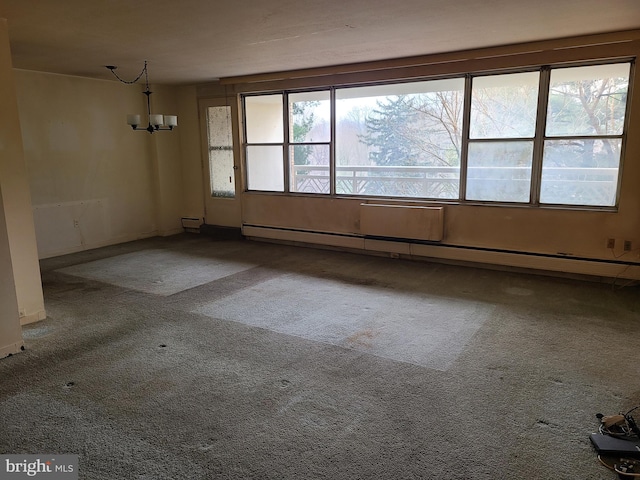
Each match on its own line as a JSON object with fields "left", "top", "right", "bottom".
{"left": 199, "top": 97, "right": 241, "bottom": 227}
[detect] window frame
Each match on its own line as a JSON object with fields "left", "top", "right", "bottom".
{"left": 241, "top": 58, "right": 634, "bottom": 211}
{"left": 537, "top": 62, "right": 633, "bottom": 208}
{"left": 242, "top": 93, "right": 286, "bottom": 192}
{"left": 287, "top": 90, "right": 333, "bottom": 195}
{"left": 465, "top": 68, "right": 543, "bottom": 204}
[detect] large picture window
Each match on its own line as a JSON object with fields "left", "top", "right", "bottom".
{"left": 335, "top": 79, "right": 464, "bottom": 199}
{"left": 242, "top": 60, "right": 632, "bottom": 209}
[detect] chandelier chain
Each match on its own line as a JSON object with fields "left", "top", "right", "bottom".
{"left": 108, "top": 60, "right": 148, "bottom": 85}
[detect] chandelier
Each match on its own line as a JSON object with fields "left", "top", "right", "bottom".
{"left": 106, "top": 61, "right": 177, "bottom": 133}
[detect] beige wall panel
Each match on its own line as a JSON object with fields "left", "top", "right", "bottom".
{"left": 0, "top": 181, "right": 23, "bottom": 357}
{"left": 242, "top": 194, "right": 361, "bottom": 234}
{"left": 148, "top": 84, "right": 184, "bottom": 236}
{"left": 15, "top": 70, "right": 158, "bottom": 258}
{"left": 0, "top": 18, "right": 45, "bottom": 326}
{"left": 0, "top": 18, "right": 26, "bottom": 350}
{"left": 442, "top": 206, "right": 637, "bottom": 260}
{"left": 177, "top": 85, "right": 205, "bottom": 222}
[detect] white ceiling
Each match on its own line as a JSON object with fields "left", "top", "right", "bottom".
{"left": 2, "top": 0, "right": 640, "bottom": 85}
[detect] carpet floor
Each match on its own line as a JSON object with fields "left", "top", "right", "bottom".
{"left": 1, "top": 233, "right": 639, "bottom": 479}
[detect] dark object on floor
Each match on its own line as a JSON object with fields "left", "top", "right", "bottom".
{"left": 590, "top": 433, "right": 640, "bottom": 458}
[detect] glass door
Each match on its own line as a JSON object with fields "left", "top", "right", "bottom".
{"left": 199, "top": 97, "right": 241, "bottom": 227}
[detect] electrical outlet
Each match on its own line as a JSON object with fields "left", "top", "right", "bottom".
{"left": 624, "top": 240, "right": 632, "bottom": 251}
{"left": 607, "top": 238, "right": 615, "bottom": 249}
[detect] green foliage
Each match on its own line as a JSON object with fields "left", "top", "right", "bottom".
{"left": 291, "top": 101, "right": 319, "bottom": 166}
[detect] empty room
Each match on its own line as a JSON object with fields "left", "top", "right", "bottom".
{"left": 1, "top": 1, "right": 640, "bottom": 478}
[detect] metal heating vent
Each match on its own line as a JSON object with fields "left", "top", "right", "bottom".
{"left": 360, "top": 204, "right": 444, "bottom": 242}
{"left": 181, "top": 217, "right": 202, "bottom": 232}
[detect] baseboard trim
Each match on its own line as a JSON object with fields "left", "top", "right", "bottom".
{"left": 201, "top": 224, "right": 244, "bottom": 240}
{"left": 407, "top": 242, "right": 640, "bottom": 281}
{"left": 38, "top": 231, "right": 158, "bottom": 259}
{"left": 20, "top": 309, "right": 47, "bottom": 326}
{"left": 243, "top": 225, "right": 364, "bottom": 249}
{"left": 158, "top": 227, "right": 185, "bottom": 237}
{"left": 242, "top": 224, "right": 640, "bottom": 281}
{"left": 0, "top": 341, "right": 24, "bottom": 359}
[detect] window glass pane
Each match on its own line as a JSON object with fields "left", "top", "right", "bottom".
{"left": 207, "top": 106, "right": 235, "bottom": 198}
{"left": 246, "top": 145, "right": 284, "bottom": 191}
{"left": 540, "top": 139, "right": 621, "bottom": 206}
{"left": 290, "top": 145, "right": 330, "bottom": 194}
{"left": 335, "top": 78, "right": 464, "bottom": 198}
{"left": 466, "top": 141, "right": 533, "bottom": 202}
{"left": 245, "top": 95, "right": 283, "bottom": 143}
{"left": 546, "top": 63, "right": 630, "bottom": 137}
{"left": 470, "top": 72, "right": 539, "bottom": 139}
{"left": 289, "top": 91, "right": 330, "bottom": 143}
{"left": 209, "top": 149, "right": 235, "bottom": 197}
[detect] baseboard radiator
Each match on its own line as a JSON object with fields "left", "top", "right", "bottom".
{"left": 359, "top": 203, "right": 444, "bottom": 242}
{"left": 242, "top": 204, "right": 640, "bottom": 281}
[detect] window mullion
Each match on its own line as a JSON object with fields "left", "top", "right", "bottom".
{"left": 459, "top": 74, "right": 473, "bottom": 202}
{"left": 241, "top": 96, "right": 248, "bottom": 193}
{"left": 530, "top": 67, "right": 550, "bottom": 206}
{"left": 283, "top": 92, "right": 290, "bottom": 193}
{"left": 330, "top": 87, "right": 336, "bottom": 196}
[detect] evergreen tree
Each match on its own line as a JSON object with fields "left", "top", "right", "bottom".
{"left": 361, "top": 96, "right": 420, "bottom": 166}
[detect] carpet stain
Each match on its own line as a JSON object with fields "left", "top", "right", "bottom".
{"left": 300, "top": 412, "right": 328, "bottom": 428}
{"left": 346, "top": 329, "right": 378, "bottom": 348}
{"left": 535, "top": 419, "right": 560, "bottom": 429}
{"left": 197, "top": 443, "right": 215, "bottom": 452}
